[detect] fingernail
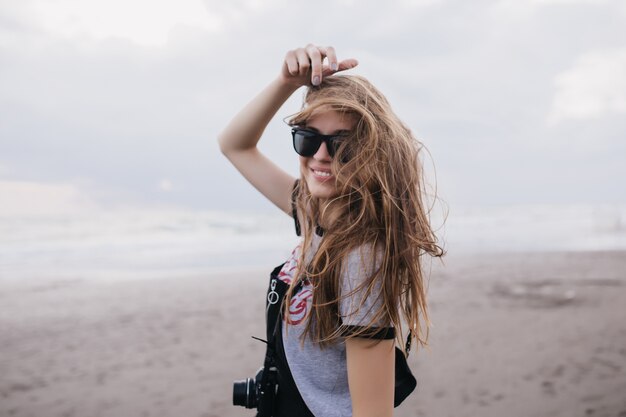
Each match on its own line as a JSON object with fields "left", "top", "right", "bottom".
{"left": 312, "top": 76, "right": 320, "bottom": 86}
{"left": 331, "top": 63, "right": 338, "bottom": 71}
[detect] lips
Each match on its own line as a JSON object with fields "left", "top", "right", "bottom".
{"left": 310, "top": 167, "right": 334, "bottom": 182}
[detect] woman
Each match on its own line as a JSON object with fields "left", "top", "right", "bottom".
{"left": 219, "top": 45, "right": 442, "bottom": 417}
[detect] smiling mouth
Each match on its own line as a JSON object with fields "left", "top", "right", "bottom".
{"left": 313, "top": 169, "right": 331, "bottom": 177}
{"left": 311, "top": 168, "right": 334, "bottom": 182}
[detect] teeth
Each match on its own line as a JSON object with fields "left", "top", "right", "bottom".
{"left": 313, "top": 170, "right": 331, "bottom": 177}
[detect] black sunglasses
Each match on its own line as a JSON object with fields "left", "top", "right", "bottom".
{"left": 291, "top": 127, "right": 347, "bottom": 157}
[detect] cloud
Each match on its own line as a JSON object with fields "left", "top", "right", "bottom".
{"left": 492, "top": 0, "right": 615, "bottom": 20}
{"left": 336, "top": 0, "right": 441, "bottom": 7}
{"left": 0, "top": 180, "right": 98, "bottom": 216}
{"left": 530, "top": 0, "right": 611, "bottom": 4}
{"left": 3, "top": 0, "right": 221, "bottom": 47}
{"left": 1, "top": 0, "right": 625, "bottom": 208}
{"left": 0, "top": 162, "right": 11, "bottom": 176}
{"left": 548, "top": 48, "right": 626, "bottom": 124}
{"left": 158, "top": 179, "right": 174, "bottom": 192}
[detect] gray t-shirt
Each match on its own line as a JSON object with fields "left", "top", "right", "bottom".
{"left": 278, "top": 234, "right": 386, "bottom": 417}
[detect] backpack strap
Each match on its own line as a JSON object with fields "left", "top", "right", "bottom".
{"left": 291, "top": 179, "right": 325, "bottom": 237}
{"left": 405, "top": 331, "right": 413, "bottom": 357}
{"left": 266, "top": 264, "right": 287, "bottom": 343}
{"left": 265, "top": 265, "right": 315, "bottom": 417}
{"left": 291, "top": 179, "right": 301, "bottom": 237}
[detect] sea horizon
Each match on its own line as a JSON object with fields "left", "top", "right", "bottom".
{"left": 1, "top": 203, "right": 625, "bottom": 281}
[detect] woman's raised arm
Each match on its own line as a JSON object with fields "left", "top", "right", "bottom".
{"left": 217, "top": 77, "right": 300, "bottom": 214}
{"left": 217, "top": 45, "right": 357, "bottom": 214}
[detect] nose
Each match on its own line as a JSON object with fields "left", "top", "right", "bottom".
{"left": 313, "top": 141, "right": 332, "bottom": 161}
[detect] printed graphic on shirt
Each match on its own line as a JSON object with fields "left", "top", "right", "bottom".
{"left": 277, "top": 246, "right": 298, "bottom": 285}
{"left": 278, "top": 245, "right": 313, "bottom": 325}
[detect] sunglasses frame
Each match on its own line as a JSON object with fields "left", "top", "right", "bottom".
{"left": 291, "top": 127, "right": 347, "bottom": 158}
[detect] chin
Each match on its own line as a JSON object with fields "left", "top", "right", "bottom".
{"left": 305, "top": 178, "right": 339, "bottom": 201}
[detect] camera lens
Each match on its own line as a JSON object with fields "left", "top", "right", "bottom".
{"left": 233, "top": 377, "right": 256, "bottom": 408}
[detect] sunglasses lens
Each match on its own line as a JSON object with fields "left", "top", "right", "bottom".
{"left": 293, "top": 130, "right": 321, "bottom": 157}
{"left": 326, "top": 138, "right": 338, "bottom": 157}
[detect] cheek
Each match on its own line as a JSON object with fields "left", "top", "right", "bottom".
{"left": 299, "top": 156, "right": 308, "bottom": 173}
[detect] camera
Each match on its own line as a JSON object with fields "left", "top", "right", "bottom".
{"left": 233, "top": 366, "right": 278, "bottom": 416}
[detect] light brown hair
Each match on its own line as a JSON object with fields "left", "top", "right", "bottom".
{"left": 286, "top": 75, "right": 444, "bottom": 351}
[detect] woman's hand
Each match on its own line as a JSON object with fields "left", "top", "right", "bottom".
{"left": 280, "top": 44, "right": 359, "bottom": 88}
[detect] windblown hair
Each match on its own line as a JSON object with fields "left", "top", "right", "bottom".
{"left": 285, "top": 75, "right": 444, "bottom": 351}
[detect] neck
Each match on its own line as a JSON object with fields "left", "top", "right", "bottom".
{"left": 317, "top": 198, "right": 342, "bottom": 230}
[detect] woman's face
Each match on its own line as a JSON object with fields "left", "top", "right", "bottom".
{"left": 299, "top": 109, "right": 355, "bottom": 202}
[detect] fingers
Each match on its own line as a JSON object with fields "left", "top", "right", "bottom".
{"left": 305, "top": 44, "right": 324, "bottom": 86}
{"left": 337, "top": 58, "right": 359, "bottom": 72}
{"left": 284, "top": 50, "right": 299, "bottom": 76}
{"left": 283, "top": 48, "right": 312, "bottom": 78}
{"left": 322, "top": 46, "right": 338, "bottom": 72}
{"left": 295, "top": 48, "right": 310, "bottom": 77}
{"left": 283, "top": 45, "right": 357, "bottom": 86}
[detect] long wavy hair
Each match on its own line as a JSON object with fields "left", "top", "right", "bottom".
{"left": 285, "top": 74, "right": 444, "bottom": 351}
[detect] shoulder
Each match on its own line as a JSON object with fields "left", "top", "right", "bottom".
{"left": 339, "top": 242, "right": 390, "bottom": 329}
{"left": 339, "top": 242, "right": 384, "bottom": 301}
{"left": 342, "top": 242, "right": 383, "bottom": 281}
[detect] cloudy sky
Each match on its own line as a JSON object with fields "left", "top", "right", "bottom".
{"left": 1, "top": 0, "right": 625, "bottom": 213}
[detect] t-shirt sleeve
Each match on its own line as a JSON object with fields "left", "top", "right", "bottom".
{"left": 339, "top": 244, "right": 395, "bottom": 340}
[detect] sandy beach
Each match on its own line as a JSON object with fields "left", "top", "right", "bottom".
{"left": 1, "top": 250, "right": 625, "bottom": 417}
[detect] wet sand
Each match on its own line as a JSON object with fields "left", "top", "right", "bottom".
{"left": 1, "top": 251, "right": 625, "bottom": 417}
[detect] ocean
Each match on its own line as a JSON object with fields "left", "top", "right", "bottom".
{"left": 1, "top": 204, "right": 625, "bottom": 281}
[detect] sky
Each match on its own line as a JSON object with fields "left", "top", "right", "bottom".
{"left": 1, "top": 0, "right": 625, "bottom": 213}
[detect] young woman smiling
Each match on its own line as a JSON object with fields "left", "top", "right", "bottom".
{"left": 218, "top": 44, "right": 443, "bottom": 417}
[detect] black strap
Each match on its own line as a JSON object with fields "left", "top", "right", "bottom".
{"left": 405, "top": 331, "right": 412, "bottom": 356}
{"left": 291, "top": 180, "right": 301, "bottom": 237}
{"left": 291, "top": 179, "right": 324, "bottom": 237}
{"left": 266, "top": 265, "right": 315, "bottom": 417}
